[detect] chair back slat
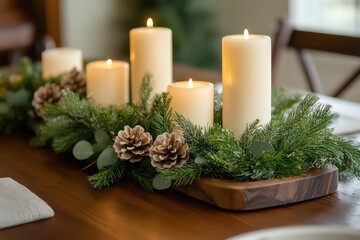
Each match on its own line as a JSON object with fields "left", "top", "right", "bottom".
{"left": 289, "top": 31, "right": 360, "bottom": 57}
{"left": 272, "top": 19, "right": 360, "bottom": 97}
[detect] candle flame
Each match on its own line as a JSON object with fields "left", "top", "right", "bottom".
{"left": 244, "top": 29, "right": 249, "bottom": 39}
{"left": 188, "top": 78, "right": 193, "bottom": 88}
{"left": 106, "top": 59, "right": 112, "bottom": 65}
{"left": 147, "top": 18, "right": 153, "bottom": 27}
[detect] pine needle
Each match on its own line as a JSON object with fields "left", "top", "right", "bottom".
{"left": 88, "top": 161, "right": 125, "bottom": 189}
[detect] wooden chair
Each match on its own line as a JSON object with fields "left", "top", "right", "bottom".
{"left": 272, "top": 19, "right": 360, "bottom": 97}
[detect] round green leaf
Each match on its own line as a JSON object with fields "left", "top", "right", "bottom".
{"left": 96, "top": 147, "right": 118, "bottom": 170}
{"left": 95, "top": 129, "right": 112, "bottom": 146}
{"left": 194, "top": 156, "right": 208, "bottom": 165}
{"left": 73, "top": 140, "right": 94, "bottom": 160}
{"left": 92, "top": 142, "right": 105, "bottom": 154}
{"left": 250, "top": 141, "right": 274, "bottom": 158}
{"left": 152, "top": 174, "right": 172, "bottom": 190}
{"left": 6, "top": 89, "right": 30, "bottom": 107}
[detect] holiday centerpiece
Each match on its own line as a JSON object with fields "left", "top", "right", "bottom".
{"left": 0, "top": 21, "right": 359, "bottom": 210}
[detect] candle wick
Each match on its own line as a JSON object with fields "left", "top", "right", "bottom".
{"left": 147, "top": 18, "right": 153, "bottom": 28}
{"left": 188, "top": 78, "right": 193, "bottom": 88}
{"left": 244, "top": 29, "right": 249, "bottom": 39}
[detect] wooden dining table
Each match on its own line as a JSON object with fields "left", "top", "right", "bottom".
{"left": 0, "top": 65, "right": 360, "bottom": 240}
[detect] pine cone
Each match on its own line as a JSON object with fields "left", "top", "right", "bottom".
{"left": 60, "top": 68, "right": 86, "bottom": 94}
{"left": 150, "top": 132, "right": 189, "bottom": 170}
{"left": 113, "top": 125, "right": 153, "bottom": 163}
{"left": 32, "top": 83, "right": 61, "bottom": 117}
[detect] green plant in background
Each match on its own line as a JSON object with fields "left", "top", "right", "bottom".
{"left": 119, "top": 0, "right": 220, "bottom": 69}
{"left": 0, "top": 58, "right": 45, "bottom": 133}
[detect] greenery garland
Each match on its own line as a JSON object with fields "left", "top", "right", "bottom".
{"left": 1, "top": 59, "right": 360, "bottom": 191}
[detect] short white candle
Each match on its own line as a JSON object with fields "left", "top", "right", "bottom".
{"left": 168, "top": 79, "right": 214, "bottom": 127}
{"left": 222, "top": 29, "right": 271, "bottom": 136}
{"left": 130, "top": 18, "right": 172, "bottom": 103}
{"left": 86, "top": 59, "right": 129, "bottom": 106}
{"left": 42, "top": 47, "right": 83, "bottom": 79}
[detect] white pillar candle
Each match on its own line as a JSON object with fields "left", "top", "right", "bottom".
{"left": 86, "top": 59, "right": 129, "bottom": 106}
{"left": 42, "top": 47, "right": 83, "bottom": 79}
{"left": 222, "top": 29, "right": 271, "bottom": 136}
{"left": 168, "top": 79, "right": 214, "bottom": 128}
{"left": 130, "top": 18, "right": 172, "bottom": 103}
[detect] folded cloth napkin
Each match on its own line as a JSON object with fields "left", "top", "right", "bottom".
{"left": 0, "top": 177, "right": 54, "bottom": 229}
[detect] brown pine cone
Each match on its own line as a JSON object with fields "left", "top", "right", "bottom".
{"left": 113, "top": 125, "right": 153, "bottom": 163}
{"left": 32, "top": 83, "right": 61, "bottom": 117}
{"left": 150, "top": 132, "right": 189, "bottom": 170}
{"left": 60, "top": 68, "right": 86, "bottom": 94}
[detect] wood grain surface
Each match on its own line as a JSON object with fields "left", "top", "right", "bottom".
{"left": 176, "top": 168, "right": 338, "bottom": 210}
{"left": 0, "top": 135, "right": 359, "bottom": 240}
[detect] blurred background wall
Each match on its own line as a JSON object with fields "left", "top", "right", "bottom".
{"left": 1, "top": 0, "right": 359, "bottom": 101}
{"left": 60, "top": 0, "right": 360, "bottom": 102}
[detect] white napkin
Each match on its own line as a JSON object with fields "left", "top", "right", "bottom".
{"left": 0, "top": 177, "right": 54, "bottom": 229}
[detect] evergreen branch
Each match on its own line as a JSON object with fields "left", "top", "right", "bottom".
{"left": 88, "top": 161, "right": 126, "bottom": 189}
{"left": 5, "top": 64, "right": 357, "bottom": 191}
{"left": 160, "top": 93, "right": 360, "bottom": 186}
{"left": 158, "top": 163, "right": 202, "bottom": 187}
{"left": 214, "top": 91, "right": 222, "bottom": 125}
{"left": 174, "top": 113, "right": 210, "bottom": 154}
{"left": 146, "top": 92, "right": 174, "bottom": 136}
{"left": 126, "top": 160, "right": 156, "bottom": 191}
{"left": 138, "top": 73, "right": 153, "bottom": 114}
{"left": 40, "top": 121, "right": 93, "bottom": 152}
{"left": 42, "top": 90, "right": 143, "bottom": 140}
{"left": 271, "top": 87, "right": 302, "bottom": 116}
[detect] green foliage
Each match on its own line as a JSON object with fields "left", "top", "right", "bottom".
{"left": 153, "top": 174, "right": 172, "bottom": 190}
{"left": 138, "top": 73, "right": 153, "bottom": 113}
{"left": 250, "top": 141, "right": 274, "bottom": 158}
{"left": 73, "top": 140, "right": 94, "bottom": 160}
{"left": 213, "top": 91, "right": 222, "bottom": 125}
{"left": 127, "top": 160, "right": 157, "bottom": 191}
{"left": 271, "top": 87, "right": 302, "bottom": 116}
{"left": 96, "top": 147, "right": 118, "bottom": 170}
{"left": 6, "top": 68, "right": 358, "bottom": 191}
{"left": 159, "top": 164, "right": 202, "bottom": 187}
{"left": 88, "top": 161, "right": 126, "bottom": 189}
{"left": 145, "top": 92, "right": 174, "bottom": 136}
{"left": 157, "top": 92, "right": 360, "bottom": 186}
{"left": 39, "top": 90, "right": 142, "bottom": 152}
{"left": 38, "top": 76, "right": 174, "bottom": 190}
{"left": 0, "top": 57, "right": 60, "bottom": 134}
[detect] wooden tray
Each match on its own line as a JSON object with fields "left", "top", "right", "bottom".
{"left": 175, "top": 167, "right": 338, "bottom": 211}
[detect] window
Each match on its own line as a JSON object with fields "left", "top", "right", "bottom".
{"left": 290, "top": 0, "right": 360, "bottom": 35}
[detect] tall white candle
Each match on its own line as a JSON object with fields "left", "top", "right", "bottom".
{"left": 130, "top": 18, "right": 172, "bottom": 103}
{"left": 86, "top": 59, "right": 129, "bottom": 106}
{"left": 168, "top": 79, "right": 214, "bottom": 127}
{"left": 42, "top": 47, "right": 83, "bottom": 79}
{"left": 222, "top": 29, "right": 271, "bottom": 136}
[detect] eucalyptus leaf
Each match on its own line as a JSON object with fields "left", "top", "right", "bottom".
{"left": 95, "top": 129, "right": 112, "bottom": 146}
{"left": 6, "top": 89, "right": 30, "bottom": 107}
{"left": 152, "top": 174, "right": 172, "bottom": 190}
{"left": 92, "top": 142, "right": 105, "bottom": 154}
{"left": 250, "top": 141, "right": 274, "bottom": 158}
{"left": 73, "top": 140, "right": 94, "bottom": 160}
{"left": 96, "top": 147, "right": 118, "bottom": 170}
{"left": 194, "top": 156, "right": 208, "bottom": 165}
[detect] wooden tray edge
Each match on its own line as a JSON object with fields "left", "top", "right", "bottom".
{"left": 175, "top": 167, "right": 338, "bottom": 211}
